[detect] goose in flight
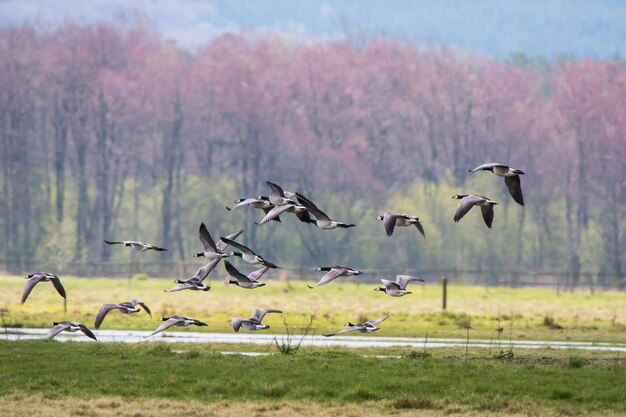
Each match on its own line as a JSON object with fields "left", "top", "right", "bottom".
{"left": 104, "top": 240, "right": 167, "bottom": 252}
{"left": 47, "top": 321, "right": 97, "bottom": 341}
{"left": 219, "top": 237, "right": 278, "bottom": 268}
{"left": 469, "top": 162, "right": 525, "bottom": 206}
{"left": 145, "top": 315, "right": 207, "bottom": 337}
{"left": 226, "top": 196, "right": 282, "bottom": 223}
{"left": 452, "top": 194, "right": 499, "bottom": 228}
{"left": 374, "top": 275, "right": 426, "bottom": 297}
{"left": 295, "top": 193, "right": 355, "bottom": 229}
{"left": 193, "top": 223, "right": 235, "bottom": 260}
{"left": 165, "top": 258, "right": 219, "bottom": 292}
{"left": 226, "top": 196, "right": 273, "bottom": 211}
{"left": 216, "top": 228, "right": 244, "bottom": 253}
{"left": 21, "top": 272, "right": 66, "bottom": 304}
{"left": 231, "top": 308, "right": 282, "bottom": 332}
{"left": 164, "top": 277, "right": 210, "bottom": 292}
{"left": 376, "top": 212, "right": 425, "bottom": 237}
{"left": 266, "top": 180, "right": 297, "bottom": 206}
{"left": 323, "top": 315, "right": 389, "bottom": 337}
{"left": 223, "top": 261, "right": 268, "bottom": 289}
{"left": 94, "top": 299, "right": 152, "bottom": 329}
{"left": 308, "top": 265, "right": 362, "bottom": 289}
{"left": 256, "top": 201, "right": 313, "bottom": 225}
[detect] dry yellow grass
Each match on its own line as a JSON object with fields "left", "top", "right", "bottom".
{"left": 2, "top": 394, "right": 625, "bottom": 417}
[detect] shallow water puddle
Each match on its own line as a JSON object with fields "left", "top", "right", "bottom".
{"left": 4, "top": 328, "right": 626, "bottom": 352}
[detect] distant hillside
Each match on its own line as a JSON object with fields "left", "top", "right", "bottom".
{"left": 0, "top": 0, "right": 625, "bottom": 58}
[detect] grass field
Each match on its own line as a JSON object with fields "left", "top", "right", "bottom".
{"left": 1, "top": 274, "right": 625, "bottom": 344}
{"left": 1, "top": 341, "right": 625, "bottom": 417}
{"left": 2, "top": 275, "right": 625, "bottom": 416}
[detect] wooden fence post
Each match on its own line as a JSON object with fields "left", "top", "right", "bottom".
{"left": 442, "top": 276, "right": 447, "bottom": 311}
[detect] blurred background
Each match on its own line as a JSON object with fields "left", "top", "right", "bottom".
{"left": 0, "top": 1, "right": 624, "bottom": 288}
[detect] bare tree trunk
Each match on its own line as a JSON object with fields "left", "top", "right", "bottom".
{"left": 0, "top": 110, "right": 9, "bottom": 264}
{"left": 604, "top": 167, "right": 623, "bottom": 287}
{"left": 92, "top": 93, "right": 127, "bottom": 262}
{"left": 161, "top": 97, "right": 184, "bottom": 261}
{"left": 564, "top": 170, "right": 581, "bottom": 291}
{"left": 53, "top": 100, "right": 68, "bottom": 223}
{"left": 576, "top": 134, "right": 589, "bottom": 228}
{"left": 74, "top": 114, "right": 91, "bottom": 261}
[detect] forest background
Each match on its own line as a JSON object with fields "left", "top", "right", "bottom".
{"left": 0, "top": 16, "right": 624, "bottom": 288}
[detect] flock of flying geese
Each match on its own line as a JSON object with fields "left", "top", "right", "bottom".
{"left": 18, "top": 162, "right": 524, "bottom": 341}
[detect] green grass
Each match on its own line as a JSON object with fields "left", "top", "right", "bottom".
{"left": 1, "top": 274, "right": 624, "bottom": 343}
{"left": 0, "top": 340, "right": 624, "bottom": 415}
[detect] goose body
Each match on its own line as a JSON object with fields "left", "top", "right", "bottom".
{"left": 194, "top": 223, "right": 232, "bottom": 259}
{"left": 104, "top": 240, "right": 167, "bottom": 252}
{"left": 227, "top": 196, "right": 273, "bottom": 211}
{"left": 296, "top": 193, "right": 355, "bottom": 229}
{"left": 165, "top": 258, "right": 220, "bottom": 293}
{"left": 376, "top": 212, "right": 425, "bottom": 237}
{"left": 94, "top": 299, "right": 151, "bottom": 329}
{"left": 223, "top": 261, "right": 267, "bottom": 289}
{"left": 257, "top": 202, "right": 313, "bottom": 225}
{"left": 219, "top": 237, "right": 278, "bottom": 268}
{"left": 469, "top": 162, "right": 525, "bottom": 206}
{"left": 145, "top": 315, "right": 207, "bottom": 337}
{"left": 165, "top": 277, "right": 211, "bottom": 292}
{"left": 21, "top": 272, "right": 66, "bottom": 304}
{"left": 374, "top": 275, "right": 426, "bottom": 297}
{"left": 231, "top": 308, "right": 282, "bottom": 332}
{"left": 323, "top": 315, "right": 389, "bottom": 337}
{"left": 47, "top": 321, "right": 97, "bottom": 341}
{"left": 452, "top": 194, "right": 499, "bottom": 228}
{"left": 226, "top": 195, "right": 280, "bottom": 223}
{"left": 266, "top": 180, "right": 296, "bottom": 206}
{"left": 227, "top": 197, "right": 283, "bottom": 223}
{"left": 308, "top": 265, "right": 362, "bottom": 288}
